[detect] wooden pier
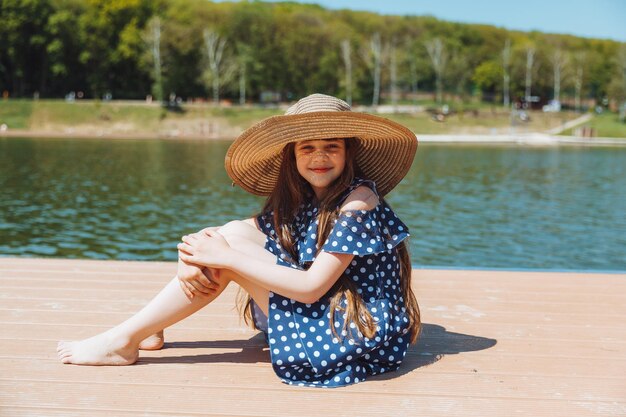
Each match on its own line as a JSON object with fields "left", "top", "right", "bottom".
{"left": 1, "top": 257, "right": 625, "bottom": 416}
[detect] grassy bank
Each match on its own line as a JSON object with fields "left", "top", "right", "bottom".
{"left": 383, "top": 109, "right": 580, "bottom": 135}
{"left": 0, "top": 99, "right": 281, "bottom": 138}
{"left": 1, "top": 100, "right": 34, "bottom": 129}
{"left": 560, "top": 111, "right": 626, "bottom": 138}
{"left": 0, "top": 99, "right": 618, "bottom": 139}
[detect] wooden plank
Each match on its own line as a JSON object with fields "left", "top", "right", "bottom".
{"left": 1, "top": 380, "right": 625, "bottom": 417}
{"left": 1, "top": 258, "right": 625, "bottom": 417}
{"left": 0, "top": 289, "right": 626, "bottom": 316}
{"left": 0, "top": 407, "right": 230, "bottom": 417}
{"left": 4, "top": 266, "right": 626, "bottom": 290}
{"left": 3, "top": 340, "right": 626, "bottom": 380}
{"left": 0, "top": 279, "right": 626, "bottom": 311}
{"left": 3, "top": 334, "right": 623, "bottom": 360}
{"left": 0, "top": 306, "right": 626, "bottom": 338}
{"left": 1, "top": 364, "right": 625, "bottom": 401}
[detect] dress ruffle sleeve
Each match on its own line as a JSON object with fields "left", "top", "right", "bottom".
{"left": 320, "top": 203, "right": 409, "bottom": 256}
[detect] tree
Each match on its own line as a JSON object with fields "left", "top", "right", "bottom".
{"left": 403, "top": 37, "right": 427, "bottom": 106}
{"left": 502, "top": 39, "right": 511, "bottom": 107}
{"left": 448, "top": 49, "right": 473, "bottom": 104}
{"left": 44, "top": 1, "right": 88, "bottom": 97}
{"left": 144, "top": 16, "right": 163, "bottom": 102}
{"left": 424, "top": 37, "right": 448, "bottom": 103}
{"left": 158, "top": 0, "right": 222, "bottom": 99}
{"left": 202, "top": 29, "right": 227, "bottom": 104}
{"left": 362, "top": 33, "right": 382, "bottom": 107}
{"left": 572, "top": 52, "right": 585, "bottom": 112}
{"left": 0, "top": 0, "right": 54, "bottom": 96}
{"left": 408, "top": 50, "right": 419, "bottom": 105}
{"left": 472, "top": 60, "right": 502, "bottom": 101}
{"left": 550, "top": 48, "right": 568, "bottom": 105}
{"left": 389, "top": 38, "right": 398, "bottom": 110}
{"left": 340, "top": 39, "right": 352, "bottom": 106}
{"left": 607, "top": 46, "right": 626, "bottom": 121}
{"left": 234, "top": 42, "right": 254, "bottom": 105}
{"left": 1, "top": 0, "right": 622, "bottom": 105}
{"left": 78, "top": 0, "right": 154, "bottom": 98}
{"left": 524, "top": 46, "right": 535, "bottom": 103}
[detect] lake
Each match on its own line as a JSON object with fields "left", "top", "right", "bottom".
{"left": 1, "top": 137, "right": 624, "bottom": 271}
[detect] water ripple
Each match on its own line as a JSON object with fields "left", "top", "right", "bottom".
{"left": 1, "top": 138, "right": 624, "bottom": 271}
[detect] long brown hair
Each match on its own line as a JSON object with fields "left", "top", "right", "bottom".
{"left": 238, "top": 138, "right": 421, "bottom": 343}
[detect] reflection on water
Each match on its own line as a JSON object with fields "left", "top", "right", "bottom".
{"left": 1, "top": 137, "right": 625, "bottom": 271}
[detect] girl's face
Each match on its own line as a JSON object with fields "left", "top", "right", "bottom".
{"left": 294, "top": 139, "right": 346, "bottom": 198}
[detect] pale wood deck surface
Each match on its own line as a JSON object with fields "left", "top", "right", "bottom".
{"left": 1, "top": 257, "right": 625, "bottom": 416}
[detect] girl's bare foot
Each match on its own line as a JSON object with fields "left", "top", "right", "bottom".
{"left": 57, "top": 329, "right": 139, "bottom": 365}
{"left": 138, "top": 330, "right": 164, "bottom": 350}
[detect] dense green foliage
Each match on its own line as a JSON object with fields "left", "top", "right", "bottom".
{"left": 1, "top": 0, "right": 624, "bottom": 106}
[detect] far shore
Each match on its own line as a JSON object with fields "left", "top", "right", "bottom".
{"left": 3, "top": 99, "right": 625, "bottom": 144}
{"left": 1, "top": 129, "right": 625, "bottom": 146}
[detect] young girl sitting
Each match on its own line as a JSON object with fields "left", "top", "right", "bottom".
{"left": 57, "top": 93, "right": 421, "bottom": 388}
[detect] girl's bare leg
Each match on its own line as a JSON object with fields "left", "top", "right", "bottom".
{"left": 57, "top": 276, "right": 227, "bottom": 365}
{"left": 57, "top": 220, "right": 273, "bottom": 365}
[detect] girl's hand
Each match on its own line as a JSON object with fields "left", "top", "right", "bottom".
{"left": 176, "top": 255, "right": 220, "bottom": 300}
{"left": 177, "top": 230, "right": 232, "bottom": 269}
{"left": 191, "top": 226, "right": 220, "bottom": 238}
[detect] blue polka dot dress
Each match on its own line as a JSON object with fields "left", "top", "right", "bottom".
{"left": 256, "top": 178, "right": 412, "bottom": 387}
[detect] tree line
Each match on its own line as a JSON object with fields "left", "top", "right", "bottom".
{"left": 1, "top": 0, "right": 625, "bottom": 110}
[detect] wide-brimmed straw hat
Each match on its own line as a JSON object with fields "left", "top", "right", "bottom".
{"left": 225, "top": 93, "right": 418, "bottom": 196}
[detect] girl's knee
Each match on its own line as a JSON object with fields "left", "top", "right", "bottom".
{"left": 218, "top": 220, "right": 248, "bottom": 234}
{"left": 219, "top": 220, "right": 265, "bottom": 246}
{"left": 217, "top": 219, "right": 274, "bottom": 263}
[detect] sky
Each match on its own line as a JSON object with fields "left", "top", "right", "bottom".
{"left": 228, "top": 0, "right": 626, "bottom": 42}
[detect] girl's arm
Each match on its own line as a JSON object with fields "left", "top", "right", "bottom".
{"left": 179, "top": 231, "right": 353, "bottom": 304}
{"left": 178, "top": 186, "right": 378, "bottom": 303}
{"left": 229, "top": 245, "right": 353, "bottom": 304}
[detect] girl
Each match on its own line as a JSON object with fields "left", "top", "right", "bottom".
{"left": 57, "top": 93, "right": 420, "bottom": 388}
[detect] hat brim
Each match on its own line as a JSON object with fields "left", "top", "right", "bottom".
{"left": 225, "top": 111, "right": 418, "bottom": 196}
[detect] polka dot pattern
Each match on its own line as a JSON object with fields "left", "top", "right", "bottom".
{"left": 257, "top": 178, "right": 411, "bottom": 388}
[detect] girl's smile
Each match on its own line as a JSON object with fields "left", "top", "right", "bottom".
{"left": 294, "top": 139, "right": 346, "bottom": 198}
{"left": 310, "top": 167, "right": 331, "bottom": 173}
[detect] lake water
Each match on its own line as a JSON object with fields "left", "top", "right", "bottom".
{"left": 1, "top": 137, "right": 624, "bottom": 271}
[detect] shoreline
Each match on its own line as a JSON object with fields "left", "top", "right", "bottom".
{"left": 418, "top": 133, "right": 626, "bottom": 146}
{"left": 415, "top": 264, "right": 626, "bottom": 274}
{"left": 2, "top": 129, "right": 625, "bottom": 146}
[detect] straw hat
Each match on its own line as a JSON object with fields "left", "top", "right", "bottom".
{"left": 225, "top": 93, "right": 417, "bottom": 196}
